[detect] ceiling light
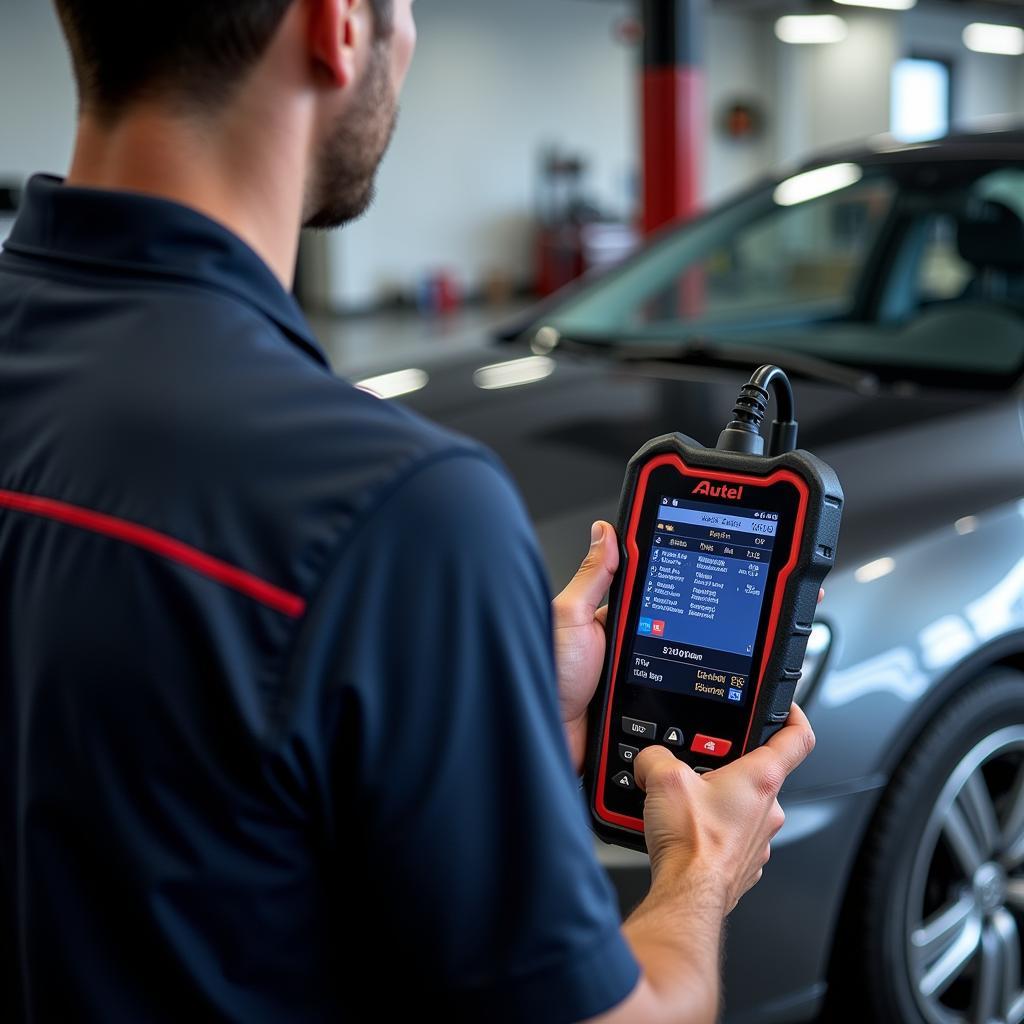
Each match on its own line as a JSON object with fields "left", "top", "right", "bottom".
{"left": 473, "top": 356, "right": 555, "bottom": 391}
{"left": 355, "top": 368, "right": 429, "bottom": 400}
{"left": 775, "top": 15, "right": 848, "bottom": 44}
{"left": 963, "top": 23, "right": 1024, "bottom": 56}
{"left": 834, "top": 0, "right": 916, "bottom": 9}
{"left": 855, "top": 557, "right": 895, "bottom": 584}
{"left": 774, "top": 163, "right": 863, "bottom": 207}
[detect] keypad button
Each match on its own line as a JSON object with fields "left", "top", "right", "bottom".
{"left": 691, "top": 734, "right": 733, "bottom": 758}
{"left": 622, "top": 717, "right": 657, "bottom": 741}
{"left": 619, "top": 743, "right": 639, "bottom": 764}
{"left": 662, "top": 726, "right": 685, "bottom": 748}
{"left": 612, "top": 771, "right": 635, "bottom": 791}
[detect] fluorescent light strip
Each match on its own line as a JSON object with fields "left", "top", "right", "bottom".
{"left": 855, "top": 557, "right": 895, "bottom": 584}
{"left": 774, "top": 163, "right": 863, "bottom": 207}
{"left": 355, "top": 368, "right": 429, "bottom": 400}
{"left": 473, "top": 356, "right": 555, "bottom": 391}
{"left": 963, "top": 23, "right": 1024, "bottom": 56}
{"left": 834, "top": 0, "right": 916, "bottom": 9}
{"left": 775, "top": 15, "right": 848, "bottom": 44}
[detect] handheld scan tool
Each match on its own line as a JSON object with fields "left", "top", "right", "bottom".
{"left": 585, "top": 365, "right": 844, "bottom": 851}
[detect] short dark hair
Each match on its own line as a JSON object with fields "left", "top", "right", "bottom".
{"left": 54, "top": 0, "right": 394, "bottom": 118}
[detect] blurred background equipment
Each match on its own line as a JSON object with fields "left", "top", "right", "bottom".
{"left": 535, "top": 146, "right": 639, "bottom": 296}
{"left": 719, "top": 98, "right": 767, "bottom": 142}
{"left": 416, "top": 268, "right": 464, "bottom": 316}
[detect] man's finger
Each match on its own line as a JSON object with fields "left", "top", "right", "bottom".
{"left": 634, "top": 743, "right": 692, "bottom": 793}
{"left": 554, "top": 521, "right": 619, "bottom": 626}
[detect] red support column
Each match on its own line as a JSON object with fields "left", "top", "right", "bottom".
{"left": 641, "top": 0, "right": 706, "bottom": 236}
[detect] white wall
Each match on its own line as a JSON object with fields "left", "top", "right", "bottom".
{"left": 329, "top": 1, "right": 792, "bottom": 309}
{"left": 771, "top": 12, "right": 898, "bottom": 168}
{"left": 768, "top": 7, "right": 1024, "bottom": 174}
{"left": 810, "top": 14, "right": 899, "bottom": 151}
{"left": 325, "top": 0, "right": 637, "bottom": 310}
{"left": 0, "top": 0, "right": 76, "bottom": 181}
{"left": 704, "top": 12, "right": 776, "bottom": 204}
{"left": 900, "top": 7, "right": 1022, "bottom": 127}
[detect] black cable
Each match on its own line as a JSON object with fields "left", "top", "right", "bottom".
{"left": 716, "top": 364, "right": 799, "bottom": 457}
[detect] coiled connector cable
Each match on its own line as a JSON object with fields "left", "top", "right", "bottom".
{"left": 716, "top": 365, "right": 799, "bottom": 458}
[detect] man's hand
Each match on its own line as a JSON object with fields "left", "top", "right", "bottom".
{"left": 552, "top": 521, "right": 618, "bottom": 775}
{"left": 634, "top": 704, "right": 816, "bottom": 912}
{"left": 593, "top": 707, "right": 816, "bottom": 1024}
{"left": 551, "top": 517, "right": 822, "bottom": 778}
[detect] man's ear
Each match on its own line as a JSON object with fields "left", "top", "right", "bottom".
{"left": 309, "top": 0, "right": 360, "bottom": 88}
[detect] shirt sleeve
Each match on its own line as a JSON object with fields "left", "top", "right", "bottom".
{"left": 294, "top": 449, "right": 640, "bottom": 1022}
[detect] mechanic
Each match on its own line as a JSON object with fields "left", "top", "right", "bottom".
{"left": 0, "top": 2, "right": 816, "bottom": 1022}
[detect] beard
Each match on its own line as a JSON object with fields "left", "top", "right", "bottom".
{"left": 303, "top": 44, "right": 398, "bottom": 230}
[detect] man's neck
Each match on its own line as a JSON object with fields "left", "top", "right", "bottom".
{"left": 66, "top": 104, "right": 310, "bottom": 289}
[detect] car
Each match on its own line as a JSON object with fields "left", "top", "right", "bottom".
{"left": 351, "top": 125, "right": 1024, "bottom": 1024}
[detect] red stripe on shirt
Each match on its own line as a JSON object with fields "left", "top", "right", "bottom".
{"left": 0, "top": 488, "right": 306, "bottom": 618}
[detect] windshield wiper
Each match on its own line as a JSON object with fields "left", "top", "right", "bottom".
{"left": 554, "top": 333, "right": 880, "bottom": 395}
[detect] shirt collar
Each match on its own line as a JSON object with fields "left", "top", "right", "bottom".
{"left": 3, "top": 174, "right": 329, "bottom": 368}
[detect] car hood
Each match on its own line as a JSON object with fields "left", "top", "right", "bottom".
{"left": 389, "top": 346, "right": 1024, "bottom": 587}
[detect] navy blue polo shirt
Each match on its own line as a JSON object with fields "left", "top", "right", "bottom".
{"left": 0, "top": 175, "right": 639, "bottom": 1023}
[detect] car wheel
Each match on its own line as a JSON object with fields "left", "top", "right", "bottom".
{"left": 842, "top": 670, "right": 1024, "bottom": 1024}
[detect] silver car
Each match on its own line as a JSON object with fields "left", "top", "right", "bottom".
{"left": 367, "top": 126, "right": 1024, "bottom": 1024}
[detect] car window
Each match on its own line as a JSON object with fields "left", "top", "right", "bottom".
{"left": 547, "top": 171, "right": 896, "bottom": 337}
{"left": 907, "top": 169, "right": 1024, "bottom": 308}
{"left": 643, "top": 178, "right": 894, "bottom": 327}
{"left": 539, "top": 158, "right": 1024, "bottom": 383}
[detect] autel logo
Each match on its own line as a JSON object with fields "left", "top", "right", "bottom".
{"left": 693, "top": 480, "right": 744, "bottom": 500}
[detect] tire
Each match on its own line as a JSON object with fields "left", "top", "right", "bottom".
{"left": 831, "top": 669, "right": 1024, "bottom": 1024}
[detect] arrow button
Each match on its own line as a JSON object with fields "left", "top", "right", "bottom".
{"left": 663, "top": 727, "right": 685, "bottom": 748}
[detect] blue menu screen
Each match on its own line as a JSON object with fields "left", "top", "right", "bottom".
{"left": 628, "top": 496, "right": 780, "bottom": 705}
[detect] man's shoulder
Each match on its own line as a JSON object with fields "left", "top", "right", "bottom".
{"left": 79, "top": 275, "right": 488, "bottom": 496}
{"left": 5, "top": 258, "right": 498, "bottom": 590}
{"left": 183, "top": 346, "right": 497, "bottom": 574}
{"left": 236, "top": 353, "right": 490, "bottom": 498}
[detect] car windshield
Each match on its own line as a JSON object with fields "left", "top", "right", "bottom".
{"left": 539, "top": 158, "right": 1024, "bottom": 382}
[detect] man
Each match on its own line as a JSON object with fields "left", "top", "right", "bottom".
{"left": 0, "top": 1, "right": 815, "bottom": 1021}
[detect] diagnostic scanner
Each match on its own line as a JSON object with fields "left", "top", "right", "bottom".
{"left": 585, "top": 365, "right": 844, "bottom": 852}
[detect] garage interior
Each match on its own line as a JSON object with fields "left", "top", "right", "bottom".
{"left": 2, "top": 0, "right": 1024, "bottom": 1022}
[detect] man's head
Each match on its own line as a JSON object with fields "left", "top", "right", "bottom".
{"left": 53, "top": 0, "right": 416, "bottom": 227}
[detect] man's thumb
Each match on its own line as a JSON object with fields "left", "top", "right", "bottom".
{"left": 555, "top": 522, "right": 619, "bottom": 624}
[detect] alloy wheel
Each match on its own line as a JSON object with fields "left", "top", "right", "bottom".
{"left": 906, "top": 726, "right": 1024, "bottom": 1024}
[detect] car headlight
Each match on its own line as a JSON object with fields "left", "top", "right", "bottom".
{"left": 794, "top": 621, "right": 832, "bottom": 704}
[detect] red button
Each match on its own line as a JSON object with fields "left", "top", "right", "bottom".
{"left": 691, "top": 734, "right": 733, "bottom": 758}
